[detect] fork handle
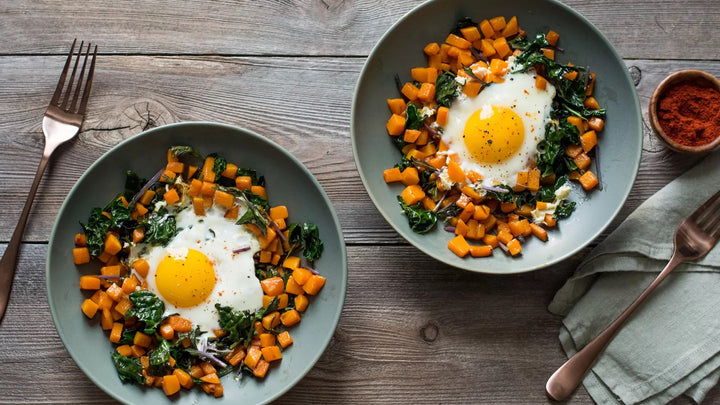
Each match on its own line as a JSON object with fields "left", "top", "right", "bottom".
{"left": 545, "top": 252, "right": 685, "bottom": 401}
{"left": 0, "top": 148, "right": 54, "bottom": 323}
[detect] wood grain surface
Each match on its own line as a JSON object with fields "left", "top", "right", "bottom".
{"left": 1, "top": 0, "right": 718, "bottom": 403}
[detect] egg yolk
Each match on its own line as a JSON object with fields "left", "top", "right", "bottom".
{"left": 155, "top": 249, "right": 216, "bottom": 308}
{"left": 463, "top": 106, "right": 524, "bottom": 163}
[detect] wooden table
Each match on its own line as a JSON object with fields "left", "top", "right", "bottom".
{"left": 1, "top": 1, "right": 718, "bottom": 403}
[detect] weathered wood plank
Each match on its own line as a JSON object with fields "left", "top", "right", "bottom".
{"left": 1, "top": 0, "right": 719, "bottom": 60}
{"left": 0, "top": 244, "right": 712, "bottom": 404}
{"left": 0, "top": 56, "right": 715, "bottom": 245}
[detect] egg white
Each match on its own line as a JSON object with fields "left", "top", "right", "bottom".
{"left": 441, "top": 60, "right": 556, "bottom": 187}
{"left": 128, "top": 203, "right": 263, "bottom": 335}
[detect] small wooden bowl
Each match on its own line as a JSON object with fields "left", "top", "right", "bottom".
{"left": 648, "top": 69, "right": 720, "bottom": 153}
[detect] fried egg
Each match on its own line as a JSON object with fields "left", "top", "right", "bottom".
{"left": 441, "top": 60, "right": 556, "bottom": 187}
{"left": 128, "top": 203, "right": 263, "bottom": 335}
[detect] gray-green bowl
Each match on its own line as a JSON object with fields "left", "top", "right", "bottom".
{"left": 351, "top": 0, "right": 642, "bottom": 274}
{"left": 47, "top": 122, "right": 347, "bottom": 404}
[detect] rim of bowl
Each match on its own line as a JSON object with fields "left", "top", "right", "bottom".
{"left": 648, "top": 69, "right": 720, "bottom": 153}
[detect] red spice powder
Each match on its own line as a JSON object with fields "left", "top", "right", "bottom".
{"left": 657, "top": 82, "right": 720, "bottom": 146}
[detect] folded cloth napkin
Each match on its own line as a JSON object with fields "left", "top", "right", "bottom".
{"left": 548, "top": 149, "right": 720, "bottom": 405}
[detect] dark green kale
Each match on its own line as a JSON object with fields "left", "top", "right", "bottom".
{"left": 80, "top": 208, "right": 113, "bottom": 257}
{"left": 125, "top": 290, "right": 165, "bottom": 334}
{"left": 510, "top": 33, "right": 605, "bottom": 120}
{"left": 111, "top": 351, "right": 145, "bottom": 385}
{"left": 140, "top": 208, "right": 177, "bottom": 246}
{"left": 170, "top": 327, "right": 202, "bottom": 372}
{"left": 538, "top": 175, "right": 570, "bottom": 203}
{"left": 397, "top": 196, "right": 437, "bottom": 234}
{"left": 214, "top": 302, "right": 276, "bottom": 350}
{"left": 405, "top": 103, "right": 425, "bottom": 130}
{"left": 484, "top": 185, "right": 515, "bottom": 203}
{"left": 123, "top": 171, "right": 146, "bottom": 201}
{"left": 536, "top": 121, "right": 581, "bottom": 177}
{"left": 436, "top": 203, "right": 462, "bottom": 222}
{"left": 118, "top": 327, "right": 139, "bottom": 346}
{"left": 435, "top": 71, "right": 461, "bottom": 107}
{"left": 147, "top": 338, "right": 172, "bottom": 376}
{"left": 209, "top": 153, "right": 227, "bottom": 179}
{"left": 288, "top": 222, "right": 324, "bottom": 262}
{"left": 554, "top": 200, "right": 577, "bottom": 219}
{"left": 217, "top": 185, "right": 270, "bottom": 235}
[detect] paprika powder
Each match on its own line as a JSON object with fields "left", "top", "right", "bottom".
{"left": 657, "top": 82, "right": 720, "bottom": 146}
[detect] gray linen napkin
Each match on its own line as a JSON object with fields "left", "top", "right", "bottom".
{"left": 548, "top": 149, "right": 720, "bottom": 404}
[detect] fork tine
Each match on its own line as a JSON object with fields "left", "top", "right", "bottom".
{"left": 690, "top": 189, "right": 720, "bottom": 224}
{"left": 49, "top": 39, "right": 77, "bottom": 106}
{"left": 60, "top": 40, "right": 83, "bottom": 110}
{"left": 77, "top": 44, "right": 97, "bottom": 115}
{"left": 69, "top": 43, "right": 91, "bottom": 112}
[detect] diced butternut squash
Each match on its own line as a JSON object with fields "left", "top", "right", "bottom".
{"left": 546, "top": 30, "right": 560, "bottom": 46}
{"left": 579, "top": 171, "right": 599, "bottom": 190}
{"left": 253, "top": 359, "right": 270, "bottom": 378}
{"left": 581, "top": 130, "right": 598, "bottom": 153}
{"left": 383, "top": 167, "right": 403, "bottom": 183}
{"left": 573, "top": 152, "right": 591, "bottom": 171}
{"left": 401, "top": 184, "right": 425, "bottom": 206}
{"left": 436, "top": 106, "right": 450, "bottom": 126}
{"left": 448, "top": 235, "right": 471, "bottom": 257}
{"left": 162, "top": 375, "right": 181, "bottom": 396}
{"left": 277, "top": 331, "right": 293, "bottom": 348}
{"left": 445, "top": 33, "right": 471, "bottom": 49}
{"left": 530, "top": 223, "right": 548, "bottom": 241}
{"left": 81, "top": 298, "right": 99, "bottom": 318}
{"left": 294, "top": 294, "right": 309, "bottom": 312}
{"left": 261, "top": 276, "right": 284, "bottom": 296}
{"left": 79, "top": 275, "right": 100, "bottom": 290}
{"left": 386, "top": 114, "right": 406, "bottom": 136}
{"left": 109, "top": 322, "right": 123, "bottom": 343}
{"left": 588, "top": 117, "right": 604, "bottom": 132}
{"left": 503, "top": 238, "right": 522, "bottom": 256}
{"left": 302, "top": 275, "right": 326, "bottom": 295}
{"left": 173, "top": 368, "right": 194, "bottom": 389}
{"left": 261, "top": 345, "right": 283, "bottom": 362}
{"left": 401, "top": 82, "right": 419, "bottom": 101}
{"left": 167, "top": 315, "right": 193, "bottom": 333}
{"left": 387, "top": 98, "right": 406, "bottom": 115}
{"left": 469, "top": 245, "right": 493, "bottom": 258}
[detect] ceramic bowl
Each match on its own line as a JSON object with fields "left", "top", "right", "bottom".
{"left": 47, "top": 122, "right": 347, "bottom": 404}
{"left": 351, "top": 0, "right": 642, "bottom": 273}
{"left": 648, "top": 69, "right": 720, "bottom": 153}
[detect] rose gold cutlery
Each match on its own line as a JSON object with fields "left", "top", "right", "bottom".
{"left": 0, "top": 40, "right": 97, "bottom": 322}
{"left": 546, "top": 188, "right": 720, "bottom": 400}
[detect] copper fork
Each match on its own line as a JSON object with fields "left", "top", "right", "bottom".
{"left": 546, "top": 188, "right": 720, "bottom": 400}
{"left": 0, "top": 40, "right": 97, "bottom": 322}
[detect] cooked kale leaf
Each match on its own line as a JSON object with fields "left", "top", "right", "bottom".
{"left": 288, "top": 222, "right": 324, "bottom": 262}
{"left": 209, "top": 153, "right": 227, "bottom": 179}
{"left": 125, "top": 290, "right": 165, "bottom": 334}
{"left": 140, "top": 208, "right": 177, "bottom": 246}
{"left": 148, "top": 338, "right": 172, "bottom": 376}
{"left": 123, "top": 171, "right": 146, "bottom": 201}
{"left": 405, "top": 103, "right": 425, "bottom": 130}
{"left": 111, "top": 351, "right": 145, "bottom": 384}
{"left": 537, "top": 121, "right": 580, "bottom": 177}
{"left": 435, "top": 71, "right": 461, "bottom": 107}
{"left": 397, "top": 196, "right": 437, "bottom": 234}
{"left": 511, "top": 33, "right": 606, "bottom": 120}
